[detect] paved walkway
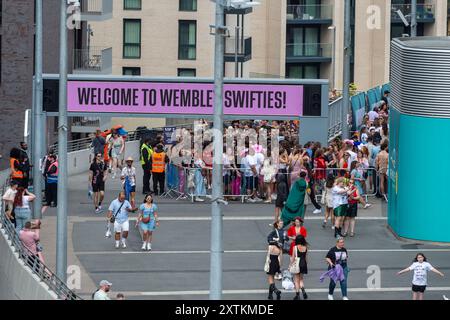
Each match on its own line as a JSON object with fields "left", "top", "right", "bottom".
{"left": 39, "top": 166, "right": 450, "bottom": 300}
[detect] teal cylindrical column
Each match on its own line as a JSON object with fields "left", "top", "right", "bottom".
{"left": 389, "top": 37, "right": 450, "bottom": 243}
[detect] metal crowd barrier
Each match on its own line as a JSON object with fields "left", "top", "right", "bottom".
{"left": 163, "top": 164, "right": 385, "bottom": 204}
{"left": 0, "top": 179, "right": 82, "bottom": 300}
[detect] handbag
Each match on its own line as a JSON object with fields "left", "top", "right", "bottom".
{"left": 288, "top": 245, "right": 301, "bottom": 274}
{"left": 110, "top": 201, "right": 125, "bottom": 224}
{"left": 141, "top": 215, "right": 151, "bottom": 224}
{"left": 264, "top": 251, "right": 271, "bottom": 273}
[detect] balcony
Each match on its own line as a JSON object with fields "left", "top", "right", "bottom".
{"left": 224, "top": 36, "right": 252, "bottom": 63}
{"left": 70, "top": 117, "right": 102, "bottom": 133}
{"left": 73, "top": 47, "right": 112, "bottom": 74}
{"left": 286, "top": 43, "right": 332, "bottom": 63}
{"left": 391, "top": 4, "right": 435, "bottom": 24}
{"left": 286, "top": 4, "right": 333, "bottom": 25}
{"left": 80, "top": 0, "right": 113, "bottom": 21}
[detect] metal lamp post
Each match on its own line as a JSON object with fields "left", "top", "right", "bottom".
{"left": 328, "top": 25, "right": 336, "bottom": 91}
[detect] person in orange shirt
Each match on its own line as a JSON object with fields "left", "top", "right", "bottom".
{"left": 151, "top": 144, "right": 169, "bottom": 196}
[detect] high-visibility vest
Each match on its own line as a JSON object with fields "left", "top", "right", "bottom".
{"left": 10, "top": 158, "right": 24, "bottom": 179}
{"left": 151, "top": 152, "right": 166, "bottom": 173}
{"left": 140, "top": 144, "right": 153, "bottom": 165}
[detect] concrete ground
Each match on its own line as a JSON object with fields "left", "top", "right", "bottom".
{"left": 39, "top": 165, "right": 450, "bottom": 300}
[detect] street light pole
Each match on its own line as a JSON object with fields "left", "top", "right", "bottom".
{"left": 33, "top": 0, "right": 43, "bottom": 219}
{"left": 210, "top": 0, "right": 225, "bottom": 300}
{"left": 56, "top": 0, "right": 69, "bottom": 283}
{"left": 411, "top": 0, "right": 417, "bottom": 37}
{"left": 342, "top": 0, "right": 351, "bottom": 139}
{"left": 328, "top": 25, "right": 336, "bottom": 91}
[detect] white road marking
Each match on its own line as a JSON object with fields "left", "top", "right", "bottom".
{"left": 113, "top": 287, "right": 450, "bottom": 296}
{"left": 75, "top": 248, "right": 450, "bottom": 255}
{"left": 71, "top": 216, "right": 387, "bottom": 222}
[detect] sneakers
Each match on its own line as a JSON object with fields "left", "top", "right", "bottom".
{"left": 147, "top": 243, "right": 152, "bottom": 251}
{"left": 343, "top": 296, "right": 349, "bottom": 300}
{"left": 247, "top": 198, "right": 256, "bottom": 203}
{"left": 313, "top": 209, "right": 322, "bottom": 214}
{"left": 195, "top": 197, "right": 205, "bottom": 202}
{"left": 105, "top": 229, "right": 112, "bottom": 238}
{"left": 121, "top": 241, "right": 127, "bottom": 248}
{"left": 95, "top": 207, "right": 101, "bottom": 214}
{"left": 141, "top": 243, "right": 146, "bottom": 250}
{"left": 115, "top": 242, "right": 120, "bottom": 249}
{"left": 254, "top": 197, "right": 263, "bottom": 202}
{"left": 363, "top": 203, "right": 372, "bottom": 209}
{"left": 322, "top": 221, "right": 327, "bottom": 228}
{"left": 331, "top": 226, "right": 335, "bottom": 230}
{"left": 328, "top": 294, "right": 334, "bottom": 300}
{"left": 274, "top": 273, "right": 282, "bottom": 281}
{"left": 271, "top": 194, "right": 277, "bottom": 200}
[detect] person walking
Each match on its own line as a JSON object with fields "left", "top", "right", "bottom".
{"left": 2, "top": 180, "right": 19, "bottom": 226}
{"left": 93, "top": 280, "right": 112, "bottom": 300}
{"left": 19, "top": 221, "right": 41, "bottom": 270}
{"left": 109, "top": 131, "right": 124, "bottom": 179}
{"left": 151, "top": 144, "right": 169, "bottom": 196}
{"left": 375, "top": 141, "right": 389, "bottom": 201}
{"left": 13, "top": 187, "right": 36, "bottom": 234}
{"left": 107, "top": 192, "right": 138, "bottom": 249}
{"left": 267, "top": 220, "right": 285, "bottom": 280}
{"left": 397, "top": 253, "right": 444, "bottom": 300}
{"left": 291, "top": 235, "right": 308, "bottom": 300}
{"left": 274, "top": 172, "right": 288, "bottom": 223}
{"left": 92, "top": 129, "right": 106, "bottom": 158}
{"left": 121, "top": 157, "right": 137, "bottom": 208}
{"left": 342, "top": 179, "right": 360, "bottom": 237}
{"left": 280, "top": 172, "right": 307, "bottom": 225}
{"left": 326, "top": 237, "right": 350, "bottom": 300}
{"left": 286, "top": 217, "right": 308, "bottom": 256}
{"left": 140, "top": 138, "right": 153, "bottom": 194}
{"left": 332, "top": 177, "right": 350, "bottom": 238}
{"left": 41, "top": 154, "right": 58, "bottom": 214}
{"left": 89, "top": 153, "right": 108, "bottom": 213}
{"left": 137, "top": 194, "right": 160, "bottom": 251}
{"left": 322, "top": 175, "right": 335, "bottom": 229}
{"left": 265, "top": 240, "right": 282, "bottom": 300}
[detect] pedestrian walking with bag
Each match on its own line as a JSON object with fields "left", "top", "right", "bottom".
{"left": 136, "top": 194, "right": 160, "bottom": 251}
{"left": 107, "top": 192, "right": 138, "bottom": 249}
{"left": 289, "top": 235, "right": 308, "bottom": 300}
{"left": 264, "top": 240, "right": 282, "bottom": 300}
{"left": 325, "top": 237, "right": 350, "bottom": 300}
{"left": 397, "top": 253, "right": 444, "bottom": 300}
{"left": 267, "top": 220, "right": 285, "bottom": 280}
{"left": 121, "top": 157, "right": 136, "bottom": 208}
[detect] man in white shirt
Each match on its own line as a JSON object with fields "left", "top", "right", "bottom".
{"left": 368, "top": 107, "right": 380, "bottom": 122}
{"left": 345, "top": 141, "right": 357, "bottom": 165}
{"left": 107, "top": 192, "right": 138, "bottom": 249}
{"left": 242, "top": 149, "right": 259, "bottom": 202}
{"left": 93, "top": 280, "right": 112, "bottom": 300}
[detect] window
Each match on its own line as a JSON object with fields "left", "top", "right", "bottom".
{"left": 123, "top": 19, "right": 141, "bottom": 59}
{"left": 123, "top": 67, "right": 141, "bottom": 76}
{"left": 179, "top": 0, "right": 197, "bottom": 11}
{"left": 287, "top": 64, "right": 320, "bottom": 79}
{"left": 178, "top": 20, "right": 197, "bottom": 60}
{"left": 287, "top": 26, "right": 320, "bottom": 57}
{"left": 124, "top": 0, "right": 141, "bottom": 10}
{"left": 178, "top": 68, "right": 196, "bottom": 77}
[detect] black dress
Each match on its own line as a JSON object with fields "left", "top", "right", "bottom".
{"left": 267, "top": 255, "right": 281, "bottom": 275}
{"left": 297, "top": 248, "right": 308, "bottom": 274}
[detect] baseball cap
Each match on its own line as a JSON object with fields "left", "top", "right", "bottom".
{"left": 99, "top": 280, "right": 112, "bottom": 287}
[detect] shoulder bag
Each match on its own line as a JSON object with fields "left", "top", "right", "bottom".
{"left": 288, "top": 245, "right": 301, "bottom": 274}
{"left": 110, "top": 201, "right": 125, "bottom": 224}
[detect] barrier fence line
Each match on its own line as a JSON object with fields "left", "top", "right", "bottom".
{"left": 162, "top": 164, "right": 384, "bottom": 204}
{"left": 0, "top": 176, "right": 82, "bottom": 300}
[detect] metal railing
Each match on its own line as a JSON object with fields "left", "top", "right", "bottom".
{"left": 81, "top": 0, "right": 102, "bottom": 13}
{"left": 328, "top": 96, "right": 343, "bottom": 141}
{"left": 391, "top": 4, "right": 435, "bottom": 20}
{"left": 286, "top": 4, "right": 333, "bottom": 20}
{"left": 73, "top": 47, "right": 103, "bottom": 71}
{"left": 286, "top": 43, "right": 332, "bottom": 58}
{"left": 0, "top": 176, "right": 82, "bottom": 300}
{"left": 71, "top": 117, "right": 101, "bottom": 128}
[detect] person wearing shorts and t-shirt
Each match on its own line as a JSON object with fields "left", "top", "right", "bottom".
{"left": 107, "top": 192, "right": 138, "bottom": 249}
{"left": 397, "top": 253, "right": 444, "bottom": 300}
{"left": 137, "top": 194, "right": 159, "bottom": 251}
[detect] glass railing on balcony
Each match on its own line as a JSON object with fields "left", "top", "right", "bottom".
{"left": 286, "top": 43, "right": 332, "bottom": 58}
{"left": 286, "top": 4, "right": 333, "bottom": 21}
{"left": 73, "top": 47, "right": 103, "bottom": 71}
{"left": 225, "top": 36, "right": 252, "bottom": 56}
{"left": 391, "top": 4, "right": 435, "bottom": 21}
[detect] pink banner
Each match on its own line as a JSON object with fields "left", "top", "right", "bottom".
{"left": 67, "top": 81, "right": 303, "bottom": 117}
